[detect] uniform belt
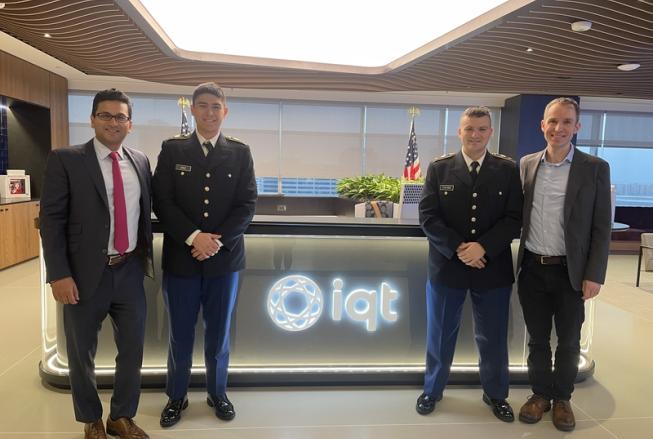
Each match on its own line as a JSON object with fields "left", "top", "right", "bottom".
{"left": 527, "top": 250, "right": 566, "bottom": 266}
{"left": 106, "top": 251, "right": 133, "bottom": 267}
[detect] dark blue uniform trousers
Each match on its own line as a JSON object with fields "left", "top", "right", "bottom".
{"left": 423, "top": 280, "right": 511, "bottom": 400}
{"left": 63, "top": 256, "right": 146, "bottom": 423}
{"left": 163, "top": 271, "right": 239, "bottom": 400}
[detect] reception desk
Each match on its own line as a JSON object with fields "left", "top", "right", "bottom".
{"left": 39, "top": 215, "right": 595, "bottom": 387}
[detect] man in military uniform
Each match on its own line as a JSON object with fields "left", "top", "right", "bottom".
{"left": 152, "top": 82, "right": 257, "bottom": 428}
{"left": 416, "top": 106, "right": 522, "bottom": 422}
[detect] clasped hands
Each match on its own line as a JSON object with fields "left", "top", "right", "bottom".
{"left": 191, "top": 232, "right": 223, "bottom": 261}
{"left": 457, "top": 242, "right": 486, "bottom": 269}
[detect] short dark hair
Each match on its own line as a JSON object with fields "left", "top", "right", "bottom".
{"left": 544, "top": 97, "right": 580, "bottom": 122}
{"left": 461, "top": 106, "right": 492, "bottom": 125}
{"left": 192, "top": 82, "right": 226, "bottom": 105}
{"left": 91, "top": 88, "right": 132, "bottom": 118}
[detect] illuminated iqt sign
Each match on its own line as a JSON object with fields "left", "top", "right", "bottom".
{"left": 267, "top": 275, "right": 398, "bottom": 332}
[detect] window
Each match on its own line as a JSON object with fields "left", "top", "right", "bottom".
{"left": 577, "top": 110, "right": 653, "bottom": 207}
{"left": 68, "top": 92, "right": 502, "bottom": 197}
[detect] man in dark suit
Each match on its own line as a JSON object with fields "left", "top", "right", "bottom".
{"left": 517, "top": 97, "right": 611, "bottom": 432}
{"left": 416, "top": 106, "right": 522, "bottom": 421}
{"left": 40, "top": 89, "right": 153, "bottom": 439}
{"left": 153, "top": 82, "right": 257, "bottom": 428}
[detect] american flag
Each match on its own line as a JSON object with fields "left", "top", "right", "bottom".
{"left": 403, "top": 120, "right": 421, "bottom": 180}
{"left": 180, "top": 109, "right": 191, "bottom": 136}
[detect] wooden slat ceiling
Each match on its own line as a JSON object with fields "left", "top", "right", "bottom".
{"left": 1, "top": 0, "right": 652, "bottom": 98}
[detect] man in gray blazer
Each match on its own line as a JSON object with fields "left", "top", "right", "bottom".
{"left": 516, "top": 97, "right": 611, "bottom": 432}
{"left": 40, "top": 89, "right": 153, "bottom": 439}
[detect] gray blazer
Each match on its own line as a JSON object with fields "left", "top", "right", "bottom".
{"left": 40, "top": 140, "right": 154, "bottom": 299}
{"left": 517, "top": 147, "right": 611, "bottom": 290}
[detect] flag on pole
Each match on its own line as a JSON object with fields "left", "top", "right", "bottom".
{"left": 180, "top": 109, "right": 191, "bottom": 136}
{"left": 403, "top": 119, "right": 421, "bottom": 180}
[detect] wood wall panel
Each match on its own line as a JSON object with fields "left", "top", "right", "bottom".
{"left": 49, "top": 74, "right": 69, "bottom": 149}
{"left": 0, "top": 49, "right": 69, "bottom": 150}
{"left": 0, "top": 51, "right": 50, "bottom": 107}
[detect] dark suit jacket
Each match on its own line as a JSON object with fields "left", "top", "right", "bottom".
{"left": 419, "top": 151, "right": 523, "bottom": 290}
{"left": 152, "top": 132, "right": 257, "bottom": 276}
{"left": 40, "top": 140, "right": 154, "bottom": 299}
{"left": 517, "top": 147, "right": 611, "bottom": 290}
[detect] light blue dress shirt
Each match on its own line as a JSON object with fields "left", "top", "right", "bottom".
{"left": 525, "top": 146, "right": 574, "bottom": 256}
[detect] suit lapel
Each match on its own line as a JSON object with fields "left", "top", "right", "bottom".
{"left": 184, "top": 133, "right": 208, "bottom": 171}
{"left": 523, "top": 151, "right": 543, "bottom": 203}
{"left": 564, "top": 148, "right": 585, "bottom": 225}
{"left": 451, "top": 151, "right": 473, "bottom": 187}
{"left": 208, "top": 133, "right": 233, "bottom": 170}
{"left": 474, "top": 152, "right": 497, "bottom": 189}
{"left": 123, "top": 147, "right": 148, "bottom": 202}
{"left": 82, "top": 140, "right": 109, "bottom": 209}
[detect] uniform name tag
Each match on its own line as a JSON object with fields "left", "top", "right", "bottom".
{"left": 440, "top": 185, "right": 454, "bottom": 191}
{"left": 175, "top": 164, "right": 192, "bottom": 172}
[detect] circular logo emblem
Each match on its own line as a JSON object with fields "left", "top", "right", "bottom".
{"left": 267, "top": 275, "right": 323, "bottom": 332}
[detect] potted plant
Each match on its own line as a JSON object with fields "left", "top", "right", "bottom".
{"left": 336, "top": 174, "right": 400, "bottom": 218}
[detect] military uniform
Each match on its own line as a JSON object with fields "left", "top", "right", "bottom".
{"left": 152, "top": 131, "right": 257, "bottom": 401}
{"left": 418, "top": 150, "right": 522, "bottom": 401}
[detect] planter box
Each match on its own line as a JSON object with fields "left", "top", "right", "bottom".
{"left": 354, "top": 201, "right": 394, "bottom": 218}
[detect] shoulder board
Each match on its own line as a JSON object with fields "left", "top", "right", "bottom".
{"left": 166, "top": 133, "right": 192, "bottom": 141}
{"left": 434, "top": 153, "right": 455, "bottom": 162}
{"left": 225, "top": 135, "right": 246, "bottom": 145}
{"left": 492, "top": 152, "right": 515, "bottom": 162}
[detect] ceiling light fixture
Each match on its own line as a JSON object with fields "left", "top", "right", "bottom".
{"left": 617, "top": 63, "right": 641, "bottom": 71}
{"left": 0, "top": 3, "right": 6, "bottom": 9}
{"left": 526, "top": 47, "right": 534, "bottom": 52}
{"left": 43, "top": 33, "right": 51, "bottom": 38}
{"left": 571, "top": 20, "right": 592, "bottom": 32}
{"left": 138, "top": 0, "right": 509, "bottom": 67}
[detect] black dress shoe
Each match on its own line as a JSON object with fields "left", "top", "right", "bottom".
{"left": 160, "top": 397, "right": 188, "bottom": 428}
{"left": 483, "top": 393, "right": 514, "bottom": 423}
{"left": 416, "top": 393, "right": 437, "bottom": 415}
{"left": 207, "top": 393, "right": 235, "bottom": 421}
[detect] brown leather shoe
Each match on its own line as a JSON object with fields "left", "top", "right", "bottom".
{"left": 106, "top": 417, "right": 149, "bottom": 439}
{"left": 518, "top": 394, "right": 552, "bottom": 424}
{"left": 84, "top": 420, "right": 107, "bottom": 439}
{"left": 552, "top": 399, "right": 576, "bottom": 432}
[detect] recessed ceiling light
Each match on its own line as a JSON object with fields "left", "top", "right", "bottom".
{"left": 43, "top": 33, "right": 52, "bottom": 38}
{"left": 571, "top": 20, "right": 592, "bottom": 32}
{"left": 0, "top": 3, "right": 6, "bottom": 9}
{"left": 617, "top": 63, "right": 641, "bottom": 71}
{"left": 526, "top": 47, "right": 534, "bottom": 53}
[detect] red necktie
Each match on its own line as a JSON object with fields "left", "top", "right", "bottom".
{"left": 110, "top": 151, "right": 128, "bottom": 255}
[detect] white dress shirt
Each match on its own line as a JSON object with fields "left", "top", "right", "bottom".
{"left": 93, "top": 138, "right": 141, "bottom": 255}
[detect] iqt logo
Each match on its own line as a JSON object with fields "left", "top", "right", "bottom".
{"left": 266, "top": 275, "right": 399, "bottom": 332}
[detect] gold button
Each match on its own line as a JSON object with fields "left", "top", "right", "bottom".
{"left": 206, "top": 173, "right": 211, "bottom": 178}
{"left": 471, "top": 229, "right": 476, "bottom": 234}
{"left": 472, "top": 205, "right": 477, "bottom": 210}
{"left": 472, "top": 193, "right": 477, "bottom": 198}
{"left": 471, "top": 217, "right": 476, "bottom": 222}
{"left": 203, "top": 212, "right": 209, "bottom": 218}
{"left": 180, "top": 171, "right": 185, "bottom": 176}
{"left": 204, "top": 199, "right": 209, "bottom": 205}
{"left": 499, "top": 191, "right": 503, "bottom": 195}
{"left": 444, "top": 191, "right": 448, "bottom": 196}
{"left": 204, "top": 186, "right": 210, "bottom": 192}
{"left": 228, "top": 173, "right": 232, "bottom": 178}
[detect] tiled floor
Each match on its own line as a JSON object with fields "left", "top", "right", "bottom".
{"left": 1, "top": 255, "right": 652, "bottom": 438}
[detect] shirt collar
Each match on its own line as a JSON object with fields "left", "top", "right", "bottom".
{"left": 461, "top": 149, "right": 487, "bottom": 170}
{"left": 195, "top": 131, "right": 220, "bottom": 147}
{"left": 540, "top": 144, "right": 575, "bottom": 165}
{"left": 93, "top": 138, "right": 124, "bottom": 160}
